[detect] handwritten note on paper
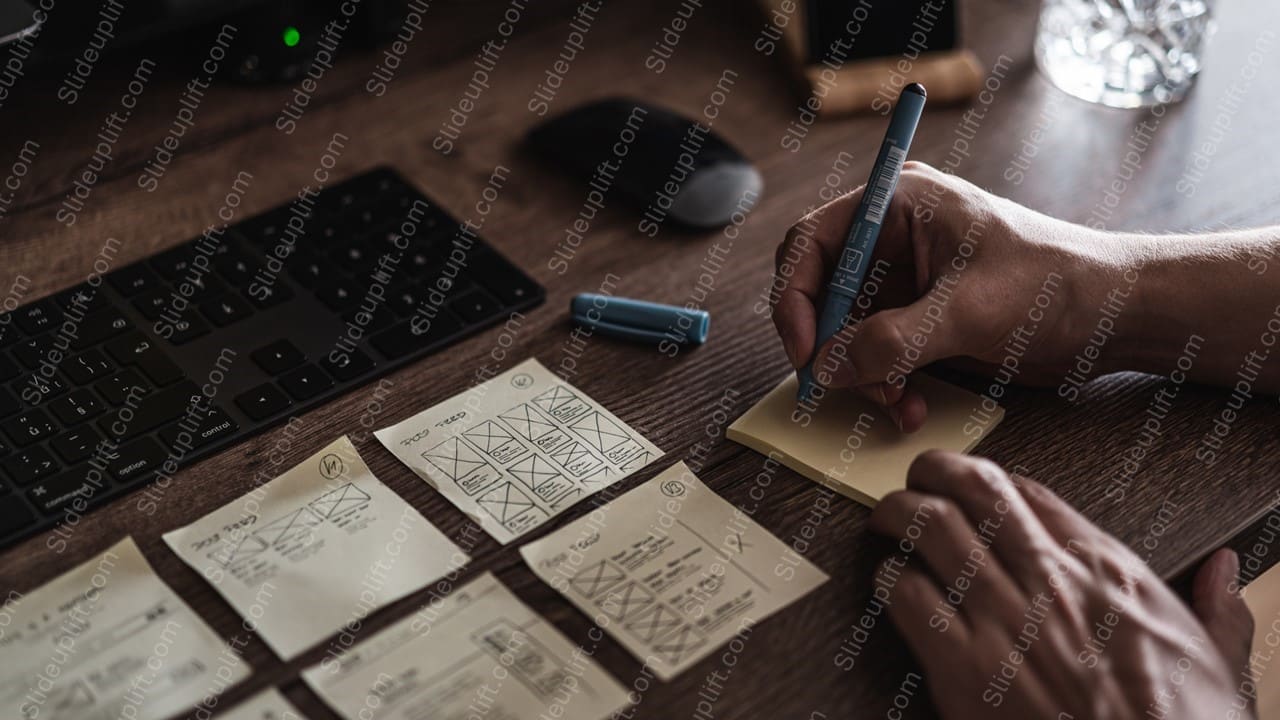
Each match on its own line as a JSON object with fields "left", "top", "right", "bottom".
{"left": 520, "top": 462, "right": 829, "bottom": 681}
{"left": 163, "top": 435, "right": 468, "bottom": 660}
{"left": 375, "top": 358, "right": 662, "bottom": 544}
{"left": 302, "top": 571, "right": 631, "bottom": 720}
{"left": 219, "top": 687, "right": 309, "bottom": 720}
{"left": 0, "top": 537, "right": 250, "bottom": 720}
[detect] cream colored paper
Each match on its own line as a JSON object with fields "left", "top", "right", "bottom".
{"left": 301, "top": 571, "right": 630, "bottom": 720}
{"left": 727, "top": 373, "right": 1003, "bottom": 507}
{"left": 0, "top": 537, "right": 250, "bottom": 720}
{"left": 375, "top": 358, "right": 662, "bottom": 544}
{"left": 219, "top": 687, "right": 309, "bottom": 720}
{"left": 520, "top": 462, "right": 828, "bottom": 681}
{"left": 163, "top": 435, "right": 468, "bottom": 660}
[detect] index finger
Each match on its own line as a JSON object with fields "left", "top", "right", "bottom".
{"left": 771, "top": 190, "right": 861, "bottom": 368}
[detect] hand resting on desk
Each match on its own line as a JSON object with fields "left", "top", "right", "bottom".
{"left": 871, "top": 451, "right": 1255, "bottom": 720}
{"left": 771, "top": 161, "right": 1280, "bottom": 432}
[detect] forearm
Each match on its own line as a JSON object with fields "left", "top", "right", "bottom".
{"left": 1095, "top": 227, "right": 1280, "bottom": 392}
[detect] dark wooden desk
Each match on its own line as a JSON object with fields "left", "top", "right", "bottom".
{"left": 3, "top": 1, "right": 1280, "bottom": 717}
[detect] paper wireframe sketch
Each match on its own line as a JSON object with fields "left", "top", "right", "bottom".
{"left": 0, "top": 537, "right": 250, "bottom": 720}
{"left": 302, "top": 571, "right": 631, "bottom": 720}
{"left": 163, "top": 435, "right": 468, "bottom": 660}
{"left": 218, "top": 687, "right": 309, "bottom": 720}
{"left": 520, "top": 462, "right": 829, "bottom": 681}
{"left": 375, "top": 358, "right": 662, "bottom": 544}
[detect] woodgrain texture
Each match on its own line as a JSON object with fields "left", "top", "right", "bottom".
{"left": 2, "top": 1, "right": 1280, "bottom": 718}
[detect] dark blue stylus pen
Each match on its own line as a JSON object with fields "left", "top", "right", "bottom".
{"left": 797, "top": 83, "right": 926, "bottom": 403}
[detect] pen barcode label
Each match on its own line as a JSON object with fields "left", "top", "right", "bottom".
{"left": 864, "top": 145, "right": 907, "bottom": 225}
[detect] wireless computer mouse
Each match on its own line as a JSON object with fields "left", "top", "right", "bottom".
{"left": 527, "top": 97, "right": 763, "bottom": 233}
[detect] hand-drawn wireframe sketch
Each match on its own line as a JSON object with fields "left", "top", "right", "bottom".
{"left": 521, "top": 462, "right": 828, "bottom": 680}
{"left": 375, "top": 359, "right": 663, "bottom": 544}
{"left": 301, "top": 572, "right": 630, "bottom": 720}
{"left": 218, "top": 686, "right": 309, "bottom": 720}
{"left": 0, "top": 537, "right": 251, "bottom": 720}
{"left": 164, "top": 436, "right": 467, "bottom": 660}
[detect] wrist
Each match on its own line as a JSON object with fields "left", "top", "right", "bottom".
{"left": 1035, "top": 224, "right": 1142, "bottom": 374}
{"left": 1085, "top": 232, "right": 1204, "bottom": 375}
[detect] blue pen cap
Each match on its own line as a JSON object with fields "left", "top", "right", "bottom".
{"left": 570, "top": 293, "right": 710, "bottom": 346}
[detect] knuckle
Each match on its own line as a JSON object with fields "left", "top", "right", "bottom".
{"left": 857, "top": 316, "right": 908, "bottom": 354}
{"left": 916, "top": 497, "right": 956, "bottom": 527}
{"left": 908, "top": 449, "right": 954, "bottom": 479}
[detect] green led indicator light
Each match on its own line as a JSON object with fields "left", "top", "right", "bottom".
{"left": 282, "top": 26, "right": 301, "bottom": 47}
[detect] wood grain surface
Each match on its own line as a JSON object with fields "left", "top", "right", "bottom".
{"left": 2, "top": 1, "right": 1280, "bottom": 718}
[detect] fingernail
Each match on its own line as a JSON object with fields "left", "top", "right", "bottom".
{"left": 886, "top": 406, "right": 903, "bottom": 431}
{"left": 1224, "top": 549, "right": 1240, "bottom": 587}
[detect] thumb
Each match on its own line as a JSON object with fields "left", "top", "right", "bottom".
{"left": 1193, "top": 548, "right": 1254, "bottom": 675}
{"left": 813, "top": 284, "right": 959, "bottom": 390}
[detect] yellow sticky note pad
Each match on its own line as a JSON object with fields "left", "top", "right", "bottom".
{"left": 727, "top": 373, "right": 1003, "bottom": 507}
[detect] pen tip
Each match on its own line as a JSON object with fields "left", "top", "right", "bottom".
{"left": 903, "top": 82, "right": 927, "bottom": 98}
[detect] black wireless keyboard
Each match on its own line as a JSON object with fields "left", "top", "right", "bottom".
{"left": 0, "top": 167, "right": 544, "bottom": 550}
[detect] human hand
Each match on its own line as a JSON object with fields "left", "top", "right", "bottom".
{"left": 771, "top": 162, "right": 1127, "bottom": 432}
{"left": 868, "top": 450, "right": 1255, "bottom": 720}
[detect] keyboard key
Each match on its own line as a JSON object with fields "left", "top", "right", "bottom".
{"left": 165, "top": 315, "right": 210, "bottom": 345}
{"left": 216, "top": 254, "right": 262, "bottom": 286}
{"left": 320, "top": 348, "right": 373, "bottom": 381}
{"left": 55, "top": 285, "right": 109, "bottom": 312}
{"left": 234, "top": 383, "right": 292, "bottom": 421}
{"left": 11, "top": 337, "right": 51, "bottom": 370}
{"left": 150, "top": 245, "right": 198, "bottom": 276}
{"left": 315, "top": 281, "right": 364, "bottom": 311}
{"left": 108, "top": 437, "right": 169, "bottom": 484}
{"left": 69, "top": 309, "right": 131, "bottom": 350}
{"left": 244, "top": 282, "right": 293, "bottom": 309}
{"left": 14, "top": 299, "right": 59, "bottom": 335}
{"left": 51, "top": 426, "right": 104, "bottom": 464}
{"left": 238, "top": 208, "right": 293, "bottom": 246}
{"left": 3, "top": 409, "right": 58, "bottom": 446}
{"left": 95, "top": 369, "right": 149, "bottom": 406}
{"left": 200, "top": 295, "right": 252, "bottom": 327}
{"left": 104, "top": 332, "right": 156, "bottom": 365}
{"left": 21, "top": 373, "right": 68, "bottom": 405}
{"left": 64, "top": 349, "right": 115, "bottom": 385}
{"left": 252, "top": 340, "right": 305, "bottom": 376}
{"left": 98, "top": 381, "right": 199, "bottom": 442}
{"left": 28, "top": 464, "right": 109, "bottom": 514}
{"left": 0, "top": 352, "right": 18, "bottom": 382}
{"left": 49, "top": 389, "right": 104, "bottom": 425}
{"left": 387, "top": 284, "right": 425, "bottom": 317}
{"left": 182, "top": 274, "right": 227, "bottom": 302}
{"left": 160, "top": 408, "right": 237, "bottom": 453}
{"left": 2, "top": 446, "right": 58, "bottom": 485}
{"left": 132, "top": 289, "right": 171, "bottom": 321}
{"left": 109, "top": 264, "right": 161, "bottom": 296}
{"left": 328, "top": 239, "right": 377, "bottom": 271}
{"left": 0, "top": 387, "right": 19, "bottom": 418}
{"left": 287, "top": 253, "right": 342, "bottom": 288}
{"left": 370, "top": 312, "right": 462, "bottom": 359}
{"left": 343, "top": 306, "right": 395, "bottom": 333}
{"left": 105, "top": 333, "right": 184, "bottom": 386}
{"left": 0, "top": 501, "right": 37, "bottom": 537}
{"left": 472, "top": 250, "right": 542, "bottom": 305}
{"left": 279, "top": 364, "right": 333, "bottom": 400}
{"left": 449, "top": 287, "right": 502, "bottom": 324}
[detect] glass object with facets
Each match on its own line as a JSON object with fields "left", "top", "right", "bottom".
{"left": 1036, "top": 0, "right": 1215, "bottom": 107}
